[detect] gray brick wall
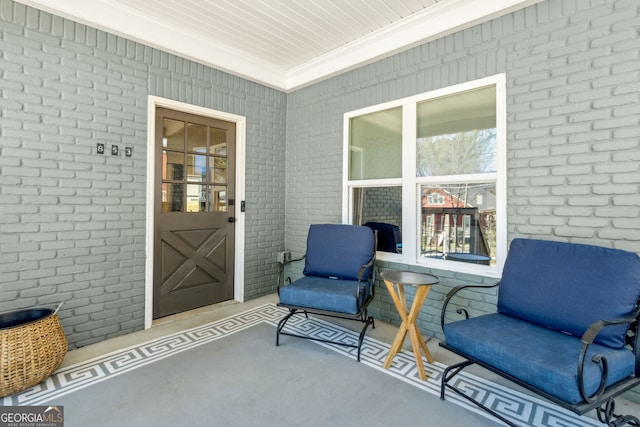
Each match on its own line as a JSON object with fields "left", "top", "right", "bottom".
{"left": 0, "top": 0, "right": 286, "bottom": 348}
{"left": 285, "top": 0, "right": 640, "bottom": 343}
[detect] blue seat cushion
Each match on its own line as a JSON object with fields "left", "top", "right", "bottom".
{"left": 444, "top": 313, "right": 636, "bottom": 404}
{"left": 279, "top": 276, "right": 369, "bottom": 315}
{"left": 303, "top": 224, "right": 375, "bottom": 281}
{"left": 497, "top": 238, "right": 640, "bottom": 348}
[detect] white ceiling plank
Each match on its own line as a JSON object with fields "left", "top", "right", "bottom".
{"left": 14, "top": 0, "right": 542, "bottom": 91}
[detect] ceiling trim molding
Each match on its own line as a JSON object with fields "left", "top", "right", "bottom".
{"left": 286, "top": 0, "right": 542, "bottom": 90}
{"left": 15, "top": 0, "right": 542, "bottom": 92}
{"left": 15, "top": 0, "right": 289, "bottom": 89}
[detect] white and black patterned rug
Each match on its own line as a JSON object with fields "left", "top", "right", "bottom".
{"left": 1, "top": 303, "right": 602, "bottom": 426}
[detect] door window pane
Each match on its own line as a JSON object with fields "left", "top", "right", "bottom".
{"left": 209, "top": 186, "right": 227, "bottom": 212}
{"left": 163, "top": 119, "right": 184, "bottom": 151}
{"left": 186, "top": 184, "right": 206, "bottom": 212}
{"left": 210, "top": 128, "right": 228, "bottom": 155}
{"left": 211, "top": 157, "right": 227, "bottom": 184}
{"left": 187, "top": 123, "right": 207, "bottom": 153}
{"left": 187, "top": 154, "right": 207, "bottom": 182}
{"left": 163, "top": 151, "right": 184, "bottom": 181}
{"left": 161, "top": 183, "right": 184, "bottom": 213}
{"left": 417, "top": 86, "right": 496, "bottom": 177}
{"left": 349, "top": 107, "right": 402, "bottom": 180}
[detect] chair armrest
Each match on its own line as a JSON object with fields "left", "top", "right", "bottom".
{"left": 357, "top": 258, "right": 375, "bottom": 282}
{"left": 276, "top": 255, "right": 305, "bottom": 293}
{"left": 580, "top": 310, "right": 639, "bottom": 346}
{"left": 577, "top": 305, "right": 640, "bottom": 403}
{"left": 440, "top": 282, "right": 500, "bottom": 329}
{"left": 354, "top": 260, "right": 376, "bottom": 301}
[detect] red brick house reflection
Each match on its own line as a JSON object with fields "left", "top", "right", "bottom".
{"left": 421, "top": 187, "right": 492, "bottom": 259}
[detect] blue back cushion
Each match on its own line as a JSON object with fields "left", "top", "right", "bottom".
{"left": 363, "top": 222, "right": 401, "bottom": 252}
{"left": 497, "top": 238, "right": 640, "bottom": 348}
{"left": 303, "top": 224, "right": 375, "bottom": 281}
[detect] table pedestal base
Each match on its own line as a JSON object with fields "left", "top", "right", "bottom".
{"left": 382, "top": 281, "right": 434, "bottom": 380}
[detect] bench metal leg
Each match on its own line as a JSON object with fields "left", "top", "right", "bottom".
{"left": 441, "top": 359, "right": 519, "bottom": 427}
{"left": 597, "top": 399, "right": 640, "bottom": 427}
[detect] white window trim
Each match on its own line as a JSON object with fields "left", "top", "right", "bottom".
{"left": 343, "top": 74, "right": 506, "bottom": 278}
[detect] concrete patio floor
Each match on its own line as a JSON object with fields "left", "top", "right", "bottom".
{"left": 59, "top": 293, "right": 640, "bottom": 424}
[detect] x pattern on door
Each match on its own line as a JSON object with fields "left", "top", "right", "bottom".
{"left": 159, "top": 227, "right": 228, "bottom": 296}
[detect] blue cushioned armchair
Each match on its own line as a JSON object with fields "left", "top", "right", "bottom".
{"left": 439, "top": 238, "right": 640, "bottom": 427}
{"left": 276, "top": 224, "right": 376, "bottom": 361}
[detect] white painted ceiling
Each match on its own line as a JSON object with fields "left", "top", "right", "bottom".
{"left": 16, "top": 0, "right": 540, "bottom": 91}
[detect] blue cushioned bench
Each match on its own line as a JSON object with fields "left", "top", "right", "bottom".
{"left": 276, "top": 224, "right": 376, "bottom": 361}
{"left": 440, "top": 238, "right": 640, "bottom": 427}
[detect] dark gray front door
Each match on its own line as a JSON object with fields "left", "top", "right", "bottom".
{"left": 153, "top": 108, "right": 236, "bottom": 319}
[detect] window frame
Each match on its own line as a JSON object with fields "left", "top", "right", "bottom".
{"left": 342, "top": 74, "right": 507, "bottom": 277}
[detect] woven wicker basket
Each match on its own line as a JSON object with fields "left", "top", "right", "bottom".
{"left": 0, "top": 307, "right": 67, "bottom": 397}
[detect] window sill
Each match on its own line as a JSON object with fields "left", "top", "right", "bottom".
{"left": 375, "top": 251, "right": 500, "bottom": 279}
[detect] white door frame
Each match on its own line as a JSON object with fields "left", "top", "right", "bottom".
{"left": 144, "top": 96, "right": 246, "bottom": 329}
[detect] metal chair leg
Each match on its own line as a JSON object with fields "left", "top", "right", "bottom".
{"left": 276, "top": 309, "right": 297, "bottom": 346}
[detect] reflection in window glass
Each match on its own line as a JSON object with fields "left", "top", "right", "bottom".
{"left": 420, "top": 183, "right": 496, "bottom": 265}
{"left": 187, "top": 154, "right": 207, "bottom": 182}
{"left": 349, "top": 107, "right": 402, "bottom": 180}
{"left": 417, "top": 86, "right": 496, "bottom": 177}
{"left": 210, "top": 128, "right": 228, "bottom": 155}
{"left": 163, "top": 119, "right": 184, "bottom": 150}
{"left": 209, "top": 186, "right": 227, "bottom": 212}
{"left": 161, "top": 118, "right": 230, "bottom": 213}
{"left": 352, "top": 186, "right": 402, "bottom": 253}
{"left": 163, "top": 151, "right": 184, "bottom": 181}
{"left": 161, "top": 183, "right": 184, "bottom": 213}
{"left": 187, "top": 123, "right": 207, "bottom": 153}
{"left": 186, "top": 184, "right": 206, "bottom": 212}
{"left": 210, "top": 157, "right": 227, "bottom": 184}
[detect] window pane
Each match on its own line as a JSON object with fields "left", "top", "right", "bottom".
{"left": 186, "top": 184, "right": 205, "bottom": 212}
{"left": 210, "top": 156, "right": 227, "bottom": 184}
{"left": 352, "top": 186, "right": 402, "bottom": 253}
{"left": 417, "top": 86, "right": 496, "bottom": 177}
{"left": 161, "top": 183, "right": 184, "bottom": 212}
{"left": 187, "top": 123, "right": 207, "bottom": 153}
{"left": 187, "top": 154, "right": 207, "bottom": 182}
{"left": 163, "top": 119, "right": 184, "bottom": 151}
{"left": 163, "top": 151, "right": 184, "bottom": 181}
{"left": 349, "top": 107, "right": 402, "bottom": 180}
{"left": 209, "top": 186, "right": 227, "bottom": 212}
{"left": 420, "top": 183, "right": 496, "bottom": 265}
{"left": 210, "top": 128, "right": 228, "bottom": 155}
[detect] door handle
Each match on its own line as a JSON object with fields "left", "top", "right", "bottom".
{"left": 228, "top": 217, "right": 236, "bottom": 223}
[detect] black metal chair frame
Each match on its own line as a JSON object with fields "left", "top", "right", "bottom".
{"left": 440, "top": 283, "right": 640, "bottom": 427}
{"left": 275, "top": 252, "right": 376, "bottom": 362}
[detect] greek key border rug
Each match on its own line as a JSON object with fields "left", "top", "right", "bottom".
{"left": 1, "top": 303, "right": 600, "bottom": 427}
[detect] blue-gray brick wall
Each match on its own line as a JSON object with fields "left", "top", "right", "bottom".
{"left": 286, "top": 0, "right": 640, "bottom": 338}
{"left": 0, "top": 0, "right": 286, "bottom": 348}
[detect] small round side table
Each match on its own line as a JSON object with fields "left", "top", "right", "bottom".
{"left": 380, "top": 270, "right": 439, "bottom": 380}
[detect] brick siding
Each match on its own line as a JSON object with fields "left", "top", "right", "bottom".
{"left": 286, "top": 0, "right": 640, "bottom": 343}
{"left": 0, "top": 0, "right": 286, "bottom": 348}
